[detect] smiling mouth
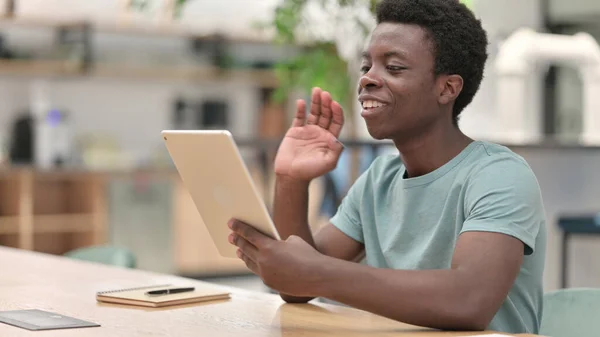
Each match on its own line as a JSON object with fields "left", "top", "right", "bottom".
{"left": 361, "top": 100, "right": 388, "bottom": 117}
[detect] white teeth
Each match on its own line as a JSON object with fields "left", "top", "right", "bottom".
{"left": 362, "top": 100, "right": 384, "bottom": 109}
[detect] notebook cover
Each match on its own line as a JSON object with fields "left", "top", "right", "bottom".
{"left": 0, "top": 309, "right": 100, "bottom": 331}
{"left": 96, "top": 284, "right": 230, "bottom": 308}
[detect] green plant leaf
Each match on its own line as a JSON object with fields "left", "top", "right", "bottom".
{"left": 460, "top": 0, "right": 474, "bottom": 9}
{"left": 263, "top": 0, "right": 374, "bottom": 114}
{"left": 369, "top": 0, "right": 379, "bottom": 14}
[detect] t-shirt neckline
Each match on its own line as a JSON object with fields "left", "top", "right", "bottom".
{"left": 401, "top": 140, "right": 482, "bottom": 189}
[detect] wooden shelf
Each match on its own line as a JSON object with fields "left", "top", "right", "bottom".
{"left": 0, "top": 169, "right": 106, "bottom": 254}
{"left": 33, "top": 214, "right": 95, "bottom": 233}
{"left": 92, "top": 63, "right": 278, "bottom": 85}
{"left": 0, "top": 59, "right": 278, "bottom": 85}
{"left": 0, "top": 16, "right": 272, "bottom": 42}
{"left": 0, "top": 16, "right": 88, "bottom": 29}
{"left": 0, "top": 59, "right": 85, "bottom": 77}
{"left": 0, "top": 214, "right": 95, "bottom": 234}
{"left": 0, "top": 216, "right": 19, "bottom": 235}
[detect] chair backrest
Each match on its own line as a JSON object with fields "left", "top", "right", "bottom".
{"left": 64, "top": 245, "right": 136, "bottom": 268}
{"left": 540, "top": 287, "right": 600, "bottom": 337}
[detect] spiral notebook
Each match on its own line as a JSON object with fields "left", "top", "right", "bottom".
{"left": 96, "top": 284, "right": 230, "bottom": 308}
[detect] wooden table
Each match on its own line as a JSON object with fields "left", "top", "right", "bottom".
{"left": 0, "top": 247, "right": 542, "bottom": 336}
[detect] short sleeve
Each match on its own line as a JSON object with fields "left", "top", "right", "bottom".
{"left": 460, "top": 156, "right": 545, "bottom": 255}
{"left": 329, "top": 169, "right": 370, "bottom": 244}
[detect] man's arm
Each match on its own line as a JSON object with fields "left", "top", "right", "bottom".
{"left": 307, "top": 157, "right": 543, "bottom": 330}
{"left": 313, "top": 231, "right": 524, "bottom": 331}
{"left": 272, "top": 176, "right": 363, "bottom": 303}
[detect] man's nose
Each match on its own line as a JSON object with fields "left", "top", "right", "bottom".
{"left": 359, "top": 70, "right": 383, "bottom": 89}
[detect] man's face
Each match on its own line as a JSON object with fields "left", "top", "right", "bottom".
{"left": 358, "top": 22, "right": 443, "bottom": 141}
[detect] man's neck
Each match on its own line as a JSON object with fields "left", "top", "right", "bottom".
{"left": 393, "top": 123, "right": 472, "bottom": 178}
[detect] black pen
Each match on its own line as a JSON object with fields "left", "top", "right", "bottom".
{"left": 145, "top": 287, "right": 195, "bottom": 296}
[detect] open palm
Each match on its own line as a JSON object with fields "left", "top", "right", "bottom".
{"left": 274, "top": 88, "right": 345, "bottom": 181}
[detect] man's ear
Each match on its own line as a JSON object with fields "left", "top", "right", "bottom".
{"left": 438, "top": 74, "right": 463, "bottom": 105}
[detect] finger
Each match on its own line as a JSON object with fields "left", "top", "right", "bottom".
{"left": 291, "top": 99, "right": 307, "bottom": 127}
{"left": 317, "top": 91, "right": 333, "bottom": 129}
{"left": 229, "top": 232, "right": 258, "bottom": 262}
{"left": 328, "top": 100, "right": 345, "bottom": 138}
{"left": 237, "top": 249, "right": 259, "bottom": 275}
{"left": 229, "top": 219, "right": 269, "bottom": 248}
{"left": 306, "top": 87, "right": 322, "bottom": 125}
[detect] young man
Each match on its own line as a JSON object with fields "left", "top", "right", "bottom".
{"left": 227, "top": 0, "right": 546, "bottom": 334}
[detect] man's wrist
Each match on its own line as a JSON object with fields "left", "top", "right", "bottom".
{"left": 311, "top": 254, "right": 342, "bottom": 299}
{"left": 275, "top": 174, "right": 311, "bottom": 188}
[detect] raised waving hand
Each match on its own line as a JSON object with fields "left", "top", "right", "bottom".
{"left": 274, "top": 87, "right": 345, "bottom": 181}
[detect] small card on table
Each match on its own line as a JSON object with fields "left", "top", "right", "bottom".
{"left": 0, "top": 309, "right": 100, "bottom": 331}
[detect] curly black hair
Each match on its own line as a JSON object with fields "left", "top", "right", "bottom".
{"left": 376, "top": 0, "right": 488, "bottom": 125}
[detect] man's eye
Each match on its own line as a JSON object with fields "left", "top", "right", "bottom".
{"left": 360, "top": 66, "right": 370, "bottom": 74}
{"left": 387, "top": 66, "right": 405, "bottom": 72}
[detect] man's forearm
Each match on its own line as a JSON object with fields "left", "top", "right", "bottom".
{"left": 272, "top": 175, "right": 316, "bottom": 303}
{"left": 272, "top": 176, "right": 315, "bottom": 246}
{"left": 315, "top": 257, "right": 493, "bottom": 331}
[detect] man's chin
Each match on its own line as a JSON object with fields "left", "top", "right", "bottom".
{"left": 366, "top": 126, "right": 389, "bottom": 141}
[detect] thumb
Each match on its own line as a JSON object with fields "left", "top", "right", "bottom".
{"left": 285, "top": 235, "right": 305, "bottom": 245}
{"left": 286, "top": 235, "right": 299, "bottom": 243}
{"left": 328, "top": 136, "right": 345, "bottom": 153}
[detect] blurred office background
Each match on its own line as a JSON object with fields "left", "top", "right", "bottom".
{"left": 0, "top": 0, "right": 600, "bottom": 294}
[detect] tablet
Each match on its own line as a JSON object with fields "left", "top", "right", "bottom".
{"left": 162, "top": 130, "right": 280, "bottom": 258}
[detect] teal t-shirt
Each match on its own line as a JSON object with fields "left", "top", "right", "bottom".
{"left": 329, "top": 140, "right": 546, "bottom": 334}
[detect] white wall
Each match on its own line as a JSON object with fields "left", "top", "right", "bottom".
{"left": 548, "top": 0, "right": 600, "bottom": 22}
{"left": 459, "top": 0, "right": 545, "bottom": 141}
{"left": 514, "top": 147, "right": 600, "bottom": 292}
